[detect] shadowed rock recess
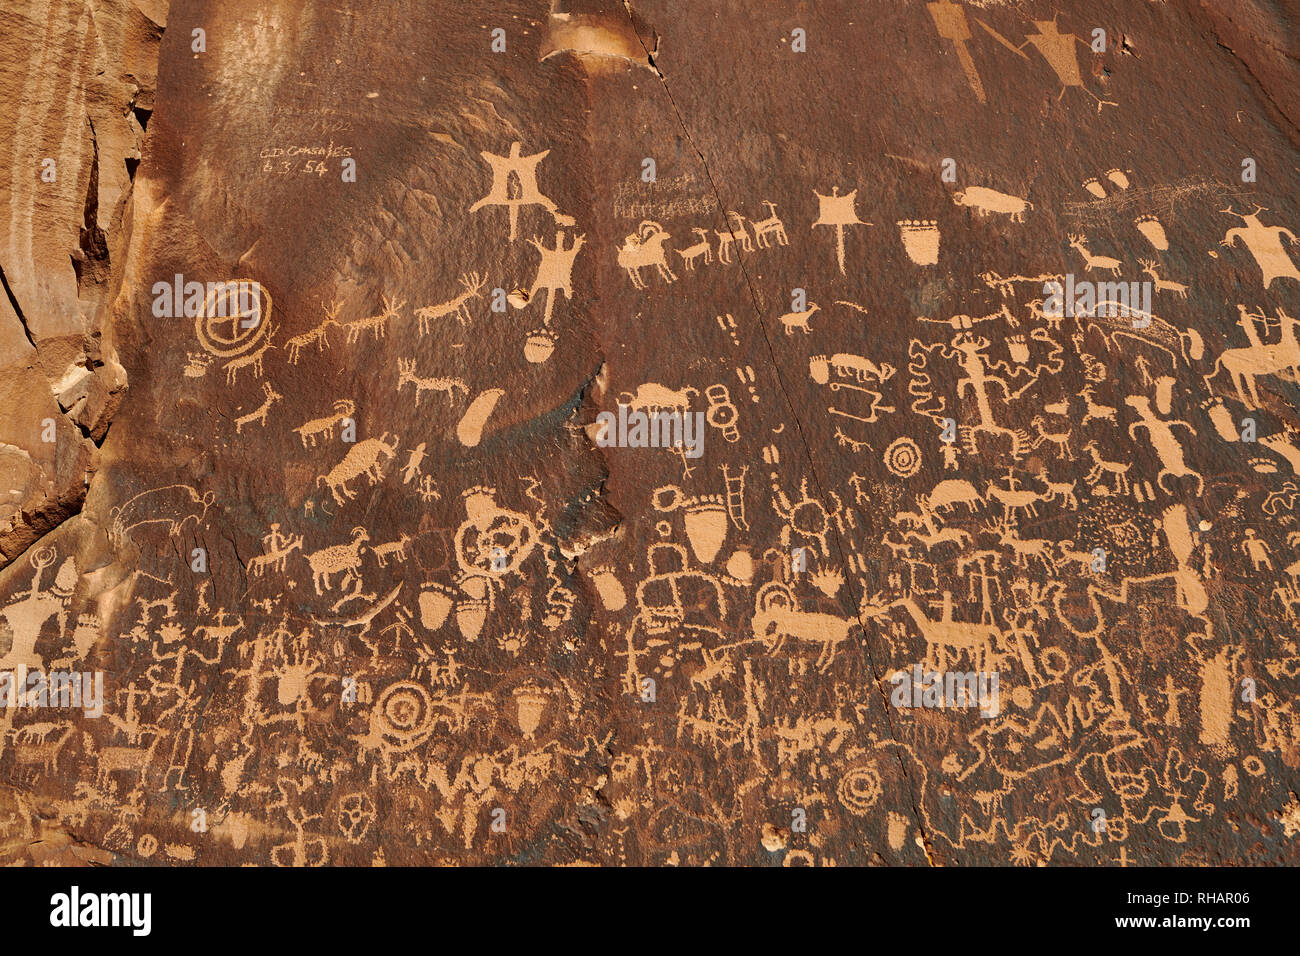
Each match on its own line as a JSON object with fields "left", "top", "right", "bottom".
{"left": 0, "top": 0, "right": 1297, "bottom": 866}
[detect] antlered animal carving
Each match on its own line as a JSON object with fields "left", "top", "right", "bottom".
{"left": 397, "top": 360, "right": 469, "bottom": 406}
{"left": 415, "top": 274, "right": 485, "bottom": 333}
{"left": 249, "top": 535, "right": 303, "bottom": 576}
{"left": 1068, "top": 234, "right": 1122, "bottom": 277}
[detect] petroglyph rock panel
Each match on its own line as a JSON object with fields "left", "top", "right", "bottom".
{"left": 1, "top": 0, "right": 1298, "bottom": 866}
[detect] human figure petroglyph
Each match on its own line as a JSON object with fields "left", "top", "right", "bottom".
{"left": 1227, "top": 528, "right": 1272, "bottom": 574}
{"left": 249, "top": 525, "right": 302, "bottom": 576}
{"left": 0, "top": 548, "right": 76, "bottom": 670}
{"left": 1203, "top": 305, "right": 1300, "bottom": 408}
{"left": 963, "top": 566, "right": 1009, "bottom": 645}
{"left": 415, "top": 274, "right": 485, "bottom": 332}
{"left": 269, "top": 778, "right": 329, "bottom": 866}
{"left": 941, "top": 442, "right": 960, "bottom": 470}
{"left": 1219, "top": 205, "right": 1299, "bottom": 288}
{"left": 927, "top": 0, "right": 986, "bottom": 102}
{"left": 686, "top": 645, "right": 736, "bottom": 693}
{"left": 934, "top": 7, "right": 1119, "bottom": 112}
{"left": 1125, "top": 395, "right": 1202, "bottom": 496}
{"left": 1020, "top": 17, "right": 1118, "bottom": 112}
{"left": 417, "top": 476, "right": 441, "bottom": 502}
{"left": 946, "top": 333, "right": 1031, "bottom": 456}
{"left": 526, "top": 232, "right": 584, "bottom": 328}
{"left": 263, "top": 630, "right": 333, "bottom": 723}
{"left": 132, "top": 583, "right": 177, "bottom": 627}
{"left": 469, "top": 142, "right": 557, "bottom": 242}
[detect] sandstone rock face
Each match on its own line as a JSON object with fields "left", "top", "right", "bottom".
{"left": 0, "top": 0, "right": 165, "bottom": 564}
{"left": 1, "top": 0, "right": 1298, "bottom": 866}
